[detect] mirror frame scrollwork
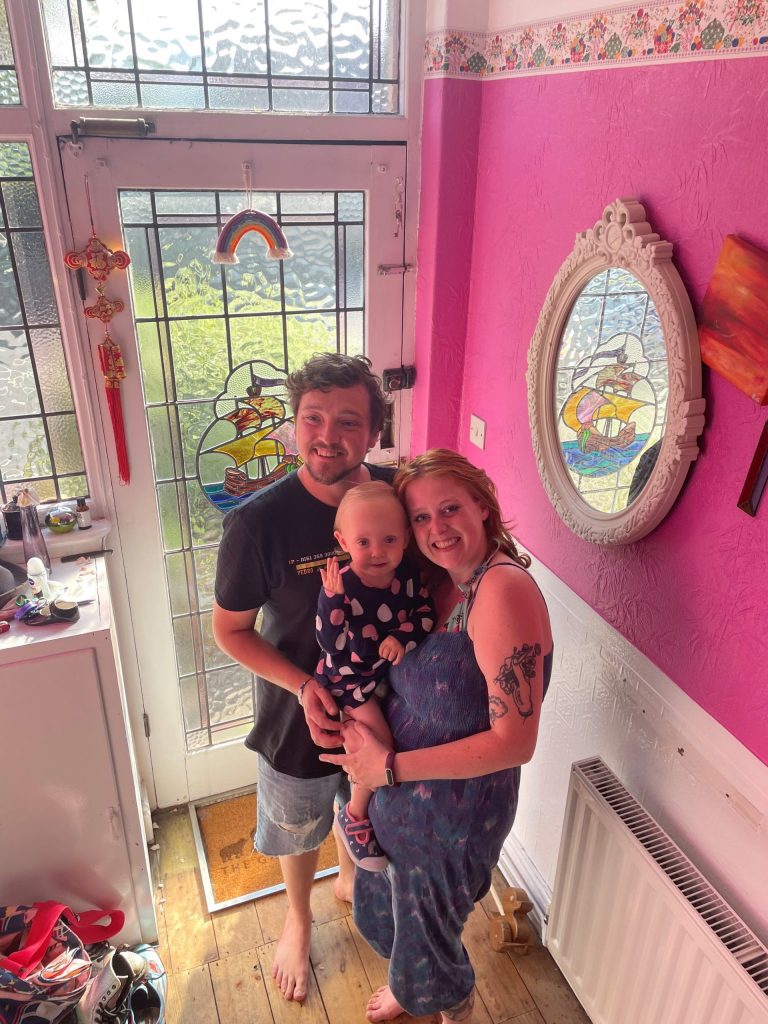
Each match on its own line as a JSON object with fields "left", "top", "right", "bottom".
{"left": 527, "top": 198, "right": 706, "bottom": 544}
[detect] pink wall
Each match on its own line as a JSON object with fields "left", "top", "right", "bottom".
{"left": 410, "top": 80, "right": 480, "bottom": 450}
{"left": 415, "top": 62, "right": 768, "bottom": 765}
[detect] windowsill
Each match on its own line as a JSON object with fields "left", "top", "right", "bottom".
{"left": 0, "top": 520, "right": 112, "bottom": 567}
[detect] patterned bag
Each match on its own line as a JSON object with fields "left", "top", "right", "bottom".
{"left": 0, "top": 903, "right": 124, "bottom": 1024}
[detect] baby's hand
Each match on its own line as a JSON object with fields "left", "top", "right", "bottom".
{"left": 379, "top": 635, "right": 405, "bottom": 665}
{"left": 320, "top": 556, "right": 344, "bottom": 596}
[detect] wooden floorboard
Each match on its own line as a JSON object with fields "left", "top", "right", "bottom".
{"left": 152, "top": 807, "right": 591, "bottom": 1024}
{"left": 209, "top": 950, "right": 273, "bottom": 1024}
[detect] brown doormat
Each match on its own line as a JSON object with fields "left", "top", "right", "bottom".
{"left": 191, "top": 790, "right": 339, "bottom": 911}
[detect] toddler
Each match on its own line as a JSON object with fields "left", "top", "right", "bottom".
{"left": 315, "top": 481, "right": 434, "bottom": 871}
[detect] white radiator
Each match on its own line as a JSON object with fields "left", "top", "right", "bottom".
{"left": 547, "top": 757, "right": 768, "bottom": 1024}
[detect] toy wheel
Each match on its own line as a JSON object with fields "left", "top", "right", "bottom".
{"left": 489, "top": 915, "right": 514, "bottom": 951}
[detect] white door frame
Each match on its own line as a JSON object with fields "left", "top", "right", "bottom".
{"left": 61, "top": 138, "right": 409, "bottom": 806}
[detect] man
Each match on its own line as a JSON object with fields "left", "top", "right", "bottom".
{"left": 212, "top": 352, "right": 393, "bottom": 1003}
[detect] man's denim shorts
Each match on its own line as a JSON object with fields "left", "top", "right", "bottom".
{"left": 254, "top": 755, "right": 350, "bottom": 857}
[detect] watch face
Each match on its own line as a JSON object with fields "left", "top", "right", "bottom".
{"left": 384, "top": 768, "right": 395, "bottom": 787}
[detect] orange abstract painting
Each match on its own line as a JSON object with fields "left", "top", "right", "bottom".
{"left": 699, "top": 235, "right": 768, "bottom": 405}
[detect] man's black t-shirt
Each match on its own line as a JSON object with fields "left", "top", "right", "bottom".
{"left": 214, "top": 464, "right": 395, "bottom": 779}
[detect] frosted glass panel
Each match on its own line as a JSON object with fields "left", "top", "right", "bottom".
{"left": 0, "top": 331, "right": 37, "bottom": 416}
{"left": 12, "top": 233, "right": 57, "bottom": 324}
{"left": 166, "top": 552, "right": 191, "bottom": 616}
{"left": 0, "top": 248, "right": 22, "bottom": 324}
{"left": 121, "top": 185, "right": 367, "bottom": 753}
{"left": 193, "top": 548, "right": 218, "bottom": 610}
{"left": 132, "top": 3, "right": 203, "bottom": 71}
{"left": 283, "top": 225, "right": 336, "bottom": 310}
{"left": 332, "top": 0, "right": 370, "bottom": 78}
{"left": 0, "top": 2, "right": 19, "bottom": 105}
{"left": 204, "top": 0, "right": 268, "bottom": 74}
{"left": 0, "top": 144, "right": 88, "bottom": 503}
{"left": 49, "top": 415, "right": 85, "bottom": 475}
{"left": 30, "top": 329, "right": 74, "bottom": 413}
{"left": 91, "top": 79, "right": 138, "bottom": 107}
{"left": 229, "top": 316, "right": 285, "bottom": 369}
{"left": 2, "top": 182, "right": 42, "bottom": 229}
{"left": 11, "top": 477, "right": 57, "bottom": 503}
{"left": 42, "top": 0, "right": 401, "bottom": 113}
{"left": 206, "top": 664, "right": 254, "bottom": 730}
{"left": 173, "top": 617, "right": 195, "bottom": 676}
{"left": 157, "top": 482, "right": 183, "bottom": 550}
{"left": 0, "top": 418, "right": 51, "bottom": 479}
{"left": 201, "top": 611, "right": 230, "bottom": 669}
{"left": 0, "top": 144, "right": 31, "bottom": 177}
{"left": 177, "top": 402, "right": 215, "bottom": 477}
{"left": 147, "top": 406, "right": 175, "bottom": 481}
{"left": 170, "top": 320, "right": 229, "bottom": 400}
{"left": 51, "top": 71, "right": 89, "bottom": 106}
{"left": 187, "top": 487, "right": 223, "bottom": 547}
{"left": 269, "top": 1, "right": 329, "bottom": 76}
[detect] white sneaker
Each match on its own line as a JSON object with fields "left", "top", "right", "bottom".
{"left": 76, "top": 950, "right": 148, "bottom": 1024}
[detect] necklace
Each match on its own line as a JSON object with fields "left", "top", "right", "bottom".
{"left": 456, "top": 541, "right": 501, "bottom": 599}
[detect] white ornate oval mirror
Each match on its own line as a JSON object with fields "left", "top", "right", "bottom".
{"left": 527, "top": 198, "right": 706, "bottom": 544}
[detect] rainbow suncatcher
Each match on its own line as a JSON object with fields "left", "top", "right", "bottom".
{"left": 212, "top": 209, "right": 293, "bottom": 265}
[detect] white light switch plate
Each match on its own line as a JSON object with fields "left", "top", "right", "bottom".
{"left": 469, "top": 414, "right": 486, "bottom": 449}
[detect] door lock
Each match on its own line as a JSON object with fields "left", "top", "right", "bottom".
{"left": 382, "top": 365, "right": 416, "bottom": 392}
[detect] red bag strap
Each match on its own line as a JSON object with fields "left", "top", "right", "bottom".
{"left": 0, "top": 902, "right": 125, "bottom": 978}
{"left": 69, "top": 908, "right": 125, "bottom": 945}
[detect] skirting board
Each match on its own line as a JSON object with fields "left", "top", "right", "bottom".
{"left": 497, "top": 828, "right": 552, "bottom": 943}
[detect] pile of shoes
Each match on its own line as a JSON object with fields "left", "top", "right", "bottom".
{"left": 62, "top": 943, "right": 166, "bottom": 1024}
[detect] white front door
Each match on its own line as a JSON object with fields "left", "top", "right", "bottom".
{"left": 61, "top": 138, "right": 410, "bottom": 806}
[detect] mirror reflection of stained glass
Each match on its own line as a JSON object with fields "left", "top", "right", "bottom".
{"left": 553, "top": 269, "right": 668, "bottom": 514}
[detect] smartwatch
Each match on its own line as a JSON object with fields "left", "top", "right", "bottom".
{"left": 384, "top": 750, "right": 400, "bottom": 787}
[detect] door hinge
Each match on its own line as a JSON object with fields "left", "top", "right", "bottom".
{"left": 143, "top": 712, "right": 151, "bottom": 739}
{"left": 377, "top": 263, "right": 415, "bottom": 276}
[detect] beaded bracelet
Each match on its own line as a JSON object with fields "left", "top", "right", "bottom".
{"left": 297, "top": 678, "right": 313, "bottom": 706}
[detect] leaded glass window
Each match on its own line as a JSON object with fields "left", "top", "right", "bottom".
{"left": 0, "top": 142, "right": 88, "bottom": 504}
{"left": 42, "top": 0, "right": 401, "bottom": 114}
{"left": 0, "top": 1, "right": 19, "bottom": 105}
{"left": 119, "top": 187, "right": 364, "bottom": 748}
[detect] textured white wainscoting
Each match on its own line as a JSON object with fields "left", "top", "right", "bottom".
{"left": 501, "top": 555, "right": 768, "bottom": 946}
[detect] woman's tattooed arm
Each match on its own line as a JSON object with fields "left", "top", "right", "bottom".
{"left": 495, "top": 642, "right": 541, "bottom": 719}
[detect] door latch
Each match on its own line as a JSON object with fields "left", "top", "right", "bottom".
{"left": 377, "top": 263, "right": 415, "bottom": 276}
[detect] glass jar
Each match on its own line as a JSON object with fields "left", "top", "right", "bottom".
{"left": 45, "top": 504, "right": 78, "bottom": 534}
{"left": 17, "top": 490, "right": 51, "bottom": 571}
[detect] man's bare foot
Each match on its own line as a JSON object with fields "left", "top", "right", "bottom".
{"left": 271, "top": 907, "right": 312, "bottom": 1002}
{"left": 366, "top": 985, "right": 405, "bottom": 1022}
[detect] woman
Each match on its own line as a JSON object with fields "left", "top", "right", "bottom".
{"left": 319, "top": 449, "right": 553, "bottom": 1024}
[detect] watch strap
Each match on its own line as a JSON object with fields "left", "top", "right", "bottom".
{"left": 384, "top": 750, "right": 399, "bottom": 787}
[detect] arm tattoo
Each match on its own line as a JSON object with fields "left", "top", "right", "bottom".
{"left": 496, "top": 642, "right": 541, "bottom": 719}
{"left": 489, "top": 695, "right": 508, "bottom": 723}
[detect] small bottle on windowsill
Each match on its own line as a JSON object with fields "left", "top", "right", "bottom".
{"left": 76, "top": 497, "right": 92, "bottom": 530}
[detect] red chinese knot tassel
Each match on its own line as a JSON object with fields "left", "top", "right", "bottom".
{"left": 98, "top": 334, "right": 130, "bottom": 485}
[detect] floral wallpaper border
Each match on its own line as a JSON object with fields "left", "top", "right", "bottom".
{"left": 425, "top": 1, "right": 768, "bottom": 78}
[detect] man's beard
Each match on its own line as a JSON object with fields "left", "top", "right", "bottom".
{"left": 302, "top": 456, "right": 361, "bottom": 486}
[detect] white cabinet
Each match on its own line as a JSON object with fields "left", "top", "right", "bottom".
{"left": 0, "top": 559, "right": 156, "bottom": 945}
